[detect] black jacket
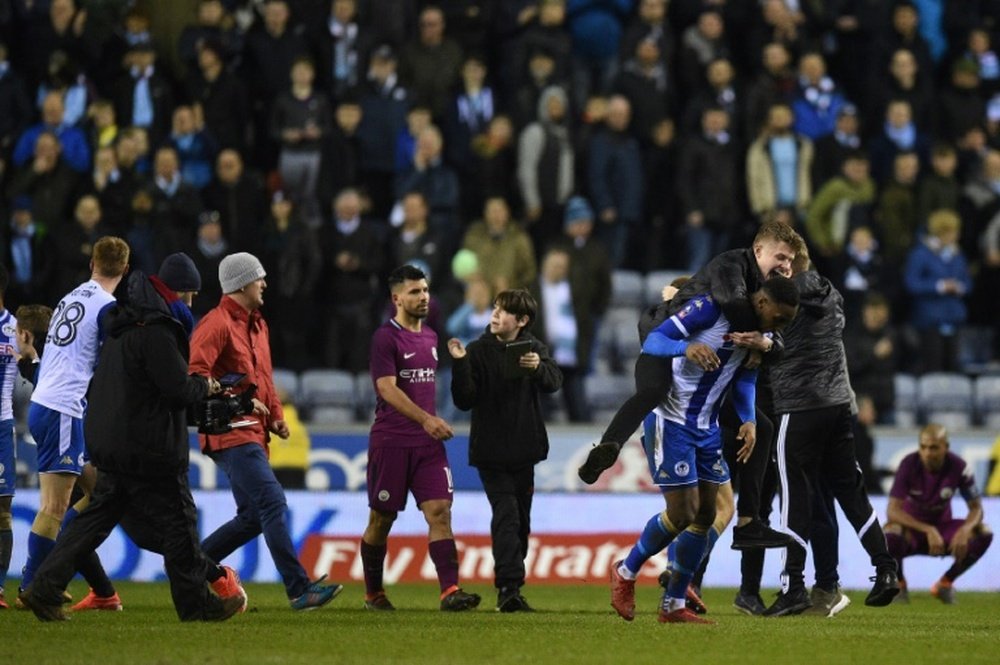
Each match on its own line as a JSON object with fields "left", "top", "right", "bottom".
{"left": 770, "top": 271, "right": 854, "bottom": 414}
{"left": 451, "top": 329, "right": 562, "bottom": 470}
{"left": 85, "top": 272, "right": 210, "bottom": 477}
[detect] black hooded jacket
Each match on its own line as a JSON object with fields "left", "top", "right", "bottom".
{"left": 85, "top": 272, "right": 210, "bottom": 477}
{"left": 451, "top": 328, "right": 562, "bottom": 470}
{"left": 770, "top": 271, "right": 855, "bottom": 414}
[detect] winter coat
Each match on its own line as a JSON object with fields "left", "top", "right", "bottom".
{"left": 85, "top": 272, "right": 211, "bottom": 477}
{"left": 451, "top": 329, "right": 562, "bottom": 469}
{"left": 903, "top": 240, "right": 972, "bottom": 331}
{"left": 746, "top": 134, "right": 814, "bottom": 216}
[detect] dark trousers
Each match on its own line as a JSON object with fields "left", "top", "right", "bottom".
{"left": 720, "top": 400, "right": 773, "bottom": 519}
{"left": 478, "top": 466, "right": 534, "bottom": 590}
{"left": 775, "top": 404, "right": 894, "bottom": 592}
{"left": 29, "top": 470, "right": 222, "bottom": 621}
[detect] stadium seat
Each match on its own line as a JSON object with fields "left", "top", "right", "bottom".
{"left": 299, "top": 369, "right": 356, "bottom": 422}
{"left": 354, "top": 373, "right": 377, "bottom": 422}
{"left": 584, "top": 374, "right": 634, "bottom": 422}
{"left": 918, "top": 372, "right": 973, "bottom": 429}
{"left": 973, "top": 375, "right": 1000, "bottom": 429}
{"left": 893, "top": 374, "right": 917, "bottom": 427}
{"left": 272, "top": 368, "right": 300, "bottom": 403}
{"left": 611, "top": 270, "right": 644, "bottom": 308}
{"left": 644, "top": 270, "right": 688, "bottom": 306}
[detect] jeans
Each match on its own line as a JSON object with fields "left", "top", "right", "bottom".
{"left": 202, "top": 443, "right": 310, "bottom": 598}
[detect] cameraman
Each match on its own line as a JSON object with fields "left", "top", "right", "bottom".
{"left": 20, "top": 254, "right": 245, "bottom": 622}
{"left": 190, "top": 252, "right": 341, "bottom": 611}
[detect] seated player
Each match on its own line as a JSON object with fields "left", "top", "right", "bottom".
{"left": 885, "top": 424, "right": 993, "bottom": 604}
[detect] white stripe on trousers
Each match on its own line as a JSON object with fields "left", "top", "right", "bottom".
{"left": 775, "top": 412, "right": 808, "bottom": 594}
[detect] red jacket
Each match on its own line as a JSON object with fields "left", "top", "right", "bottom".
{"left": 190, "top": 296, "right": 283, "bottom": 454}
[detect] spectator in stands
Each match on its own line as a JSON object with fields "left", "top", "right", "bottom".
{"left": 588, "top": 95, "right": 643, "bottom": 268}
{"left": 395, "top": 104, "right": 432, "bottom": 173}
{"left": 875, "top": 152, "right": 922, "bottom": 269}
{"left": 966, "top": 27, "right": 1000, "bottom": 96}
{"left": 676, "top": 8, "right": 728, "bottom": 100}
{"left": 259, "top": 191, "right": 321, "bottom": 371}
{"left": 319, "top": 188, "right": 383, "bottom": 372}
{"left": 323, "top": 98, "right": 364, "bottom": 201}
{"left": 399, "top": 5, "right": 463, "bottom": 119}
{"left": 511, "top": 46, "right": 566, "bottom": 131}
{"left": 846, "top": 292, "right": 899, "bottom": 424}
{"left": 937, "top": 58, "right": 986, "bottom": 143}
{"left": 791, "top": 52, "right": 850, "bottom": 141}
{"left": 271, "top": 56, "right": 333, "bottom": 229}
{"left": 903, "top": 210, "right": 973, "bottom": 375}
{"left": 642, "top": 117, "right": 680, "bottom": 270}
{"left": 85, "top": 99, "right": 119, "bottom": 152}
{"left": 84, "top": 144, "right": 134, "bottom": 234}
{"left": 869, "top": 99, "right": 930, "bottom": 185}
{"left": 868, "top": 49, "right": 934, "bottom": 137}
{"left": 518, "top": 85, "right": 574, "bottom": 252}
{"left": 565, "top": 0, "right": 633, "bottom": 108}
{"left": 614, "top": 35, "right": 672, "bottom": 144}
{"left": 356, "top": 45, "right": 409, "bottom": 219}
{"left": 1, "top": 196, "right": 56, "bottom": 311}
{"left": 836, "top": 225, "right": 897, "bottom": 326}
{"left": 620, "top": 0, "right": 674, "bottom": 83}
{"left": 811, "top": 103, "right": 862, "bottom": 191}
{"left": 148, "top": 146, "right": 204, "bottom": 270}
{"left": 201, "top": 149, "right": 269, "bottom": 253}
{"left": 677, "top": 105, "right": 742, "bottom": 272}
{"left": 189, "top": 211, "right": 227, "bottom": 318}
{"left": 744, "top": 42, "right": 796, "bottom": 142}
{"left": 312, "top": 0, "right": 371, "bottom": 100}
{"left": 7, "top": 131, "right": 80, "bottom": 233}
{"left": 960, "top": 148, "right": 1000, "bottom": 260}
{"left": 13, "top": 91, "right": 90, "bottom": 173}
{"left": 20, "top": 0, "right": 100, "bottom": 96}
{"left": 515, "top": 0, "right": 574, "bottom": 92}
{"left": 445, "top": 53, "right": 497, "bottom": 221}
{"left": 51, "top": 194, "right": 110, "bottom": 299}
{"left": 390, "top": 191, "right": 446, "bottom": 285}
{"left": 112, "top": 41, "right": 174, "bottom": 148}
{"left": 177, "top": 0, "right": 242, "bottom": 74}
{"left": 186, "top": 40, "right": 249, "bottom": 154}
{"left": 885, "top": 424, "right": 993, "bottom": 604}
{"left": 804, "top": 150, "right": 875, "bottom": 273}
{"left": 871, "top": 1, "right": 934, "bottom": 84}
{"left": 357, "top": 0, "right": 418, "bottom": 51}
{"left": 975, "top": 204, "right": 1000, "bottom": 359}
{"left": 0, "top": 40, "right": 32, "bottom": 159}
{"left": 472, "top": 114, "right": 519, "bottom": 207}
{"left": 746, "top": 102, "right": 814, "bottom": 224}
{"left": 683, "top": 57, "right": 742, "bottom": 140}
{"left": 917, "top": 143, "right": 961, "bottom": 226}
{"left": 168, "top": 105, "right": 217, "bottom": 191}
{"left": 243, "top": 0, "right": 308, "bottom": 169}
{"left": 462, "top": 197, "right": 537, "bottom": 294}
{"left": 97, "top": 5, "right": 153, "bottom": 87}
{"left": 395, "top": 125, "right": 461, "bottom": 247}
{"left": 446, "top": 273, "right": 493, "bottom": 349}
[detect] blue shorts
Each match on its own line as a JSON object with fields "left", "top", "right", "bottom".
{"left": 28, "top": 403, "right": 86, "bottom": 475}
{"left": 0, "top": 419, "right": 14, "bottom": 496}
{"left": 367, "top": 444, "right": 453, "bottom": 513}
{"left": 642, "top": 414, "right": 730, "bottom": 488}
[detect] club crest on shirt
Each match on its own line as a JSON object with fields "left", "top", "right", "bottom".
{"left": 940, "top": 487, "right": 954, "bottom": 500}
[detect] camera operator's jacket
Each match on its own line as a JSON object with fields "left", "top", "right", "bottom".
{"left": 189, "top": 295, "right": 282, "bottom": 454}
{"left": 451, "top": 328, "right": 562, "bottom": 470}
{"left": 86, "top": 272, "right": 211, "bottom": 477}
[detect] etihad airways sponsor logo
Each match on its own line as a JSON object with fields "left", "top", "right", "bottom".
{"left": 399, "top": 368, "right": 435, "bottom": 383}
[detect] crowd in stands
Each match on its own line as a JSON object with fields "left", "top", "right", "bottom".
{"left": 3, "top": 0, "right": 1000, "bottom": 428}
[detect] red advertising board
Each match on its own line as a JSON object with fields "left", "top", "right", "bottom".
{"left": 301, "top": 533, "right": 668, "bottom": 586}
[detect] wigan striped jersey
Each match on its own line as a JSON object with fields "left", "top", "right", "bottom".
{"left": 30, "top": 280, "right": 116, "bottom": 418}
{"left": 0, "top": 309, "right": 19, "bottom": 421}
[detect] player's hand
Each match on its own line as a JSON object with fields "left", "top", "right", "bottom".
{"left": 447, "top": 338, "right": 466, "bottom": 359}
{"left": 729, "top": 331, "right": 773, "bottom": 352}
{"left": 251, "top": 398, "right": 270, "bottom": 417}
{"left": 685, "top": 343, "right": 720, "bottom": 371}
{"left": 422, "top": 415, "right": 454, "bottom": 441}
{"left": 926, "top": 527, "right": 946, "bottom": 556}
{"left": 270, "top": 419, "right": 290, "bottom": 439}
{"left": 736, "top": 422, "right": 756, "bottom": 463}
{"left": 950, "top": 527, "right": 972, "bottom": 561}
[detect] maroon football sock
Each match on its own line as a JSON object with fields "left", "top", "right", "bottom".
{"left": 360, "top": 540, "right": 387, "bottom": 596}
{"left": 428, "top": 538, "right": 459, "bottom": 593}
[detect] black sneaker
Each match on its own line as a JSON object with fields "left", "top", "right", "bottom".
{"left": 441, "top": 587, "right": 481, "bottom": 612}
{"left": 497, "top": 587, "right": 534, "bottom": 613}
{"left": 731, "top": 520, "right": 796, "bottom": 550}
{"left": 865, "top": 568, "right": 901, "bottom": 607}
{"left": 733, "top": 591, "right": 767, "bottom": 616}
{"left": 364, "top": 592, "right": 395, "bottom": 611}
{"left": 18, "top": 589, "right": 69, "bottom": 622}
{"left": 203, "top": 594, "right": 247, "bottom": 622}
{"left": 762, "top": 589, "right": 811, "bottom": 617}
{"left": 577, "top": 442, "right": 622, "bottom": 484}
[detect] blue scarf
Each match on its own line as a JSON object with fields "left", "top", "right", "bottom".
{"left": 170, "top": 300, "right": 195, "bottom": 338}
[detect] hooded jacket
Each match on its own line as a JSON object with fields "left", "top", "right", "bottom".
{"left": 85, "top": 271, "right": 211, "bottom": 477}
{"left": 451, "top": 328, "right": 562, "bottom": 470}
{"left": 770, "top": 270, "right": 854, "bottom": 413}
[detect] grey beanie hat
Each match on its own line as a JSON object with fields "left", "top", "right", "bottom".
{"left": 219, "top": 252, "right": 266, "bottom": 293}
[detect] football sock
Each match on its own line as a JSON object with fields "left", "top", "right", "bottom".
{"left": 21, "top": 512, "right": 61, "bottom": 589}
{"left": 666, "top": 525, "right": 709, "bottom": 601}
{"left": 942, "top": 532, "right": 993, "bottom": 582}
{"left": 360, "top": 540, "right": 387, "bottom": 596}
{"left": 0, "top": 523, "right": 11, "bottom": 586}
{"left": 690, "top": 525, "right": 721, "bottom": 590}
{"left": 624, "top": 512, "right": 679, "bottom": 578}
{"left": 884, "top": 531, "right": 908, "bottom": 578}
{"left": 428, "top": 538, "right": 459, "bottom": 593}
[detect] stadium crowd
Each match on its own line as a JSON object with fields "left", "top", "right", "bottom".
{"left": 2, "top": 0, "right": 1000, "bottom": 429}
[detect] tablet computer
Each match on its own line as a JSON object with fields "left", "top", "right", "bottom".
{"left": 503, "top": 340, "right": 533, "bottom": 379}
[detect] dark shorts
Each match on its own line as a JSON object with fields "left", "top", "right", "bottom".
{"left": 903, "top": 518, "right": 969, "bottom": 553}
{"left": 367, "top": 444, "right": 453, "bottom": 513}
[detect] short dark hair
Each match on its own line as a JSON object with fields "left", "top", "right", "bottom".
{"left": 15, "top": 304, "right": 53, "bottom": 338}
{"left": 761, "top": 276, "right": 800, "bottom": 309}
{"left": 494, "top": 289, "right": 537, "bottom": 328}
{"left": 388, "top": 264, "right": 427, "bottom": 291}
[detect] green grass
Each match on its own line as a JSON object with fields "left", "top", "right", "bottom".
{"left": 2, "top": 581, "right": 999, "bottom": 664}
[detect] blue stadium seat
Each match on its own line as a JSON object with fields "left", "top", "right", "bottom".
{"left": 611, "top": 270, "right": 644, "bottom": 308}
{"left": 299, "top": 369, "right": 356, "bottom": 424}
{"left": 354, "top": 372, "right": 377, "bottom": 423}
{"left": 272, "top": 368, "right": 300, "bottom": 403}
{"left": 973, "top": 375, "right": 1000, "bottom": 429}
{"left": 918, "top": 372, "right": 973, "bottom": 429}
{"left": 644, "top": 270, "right": 688, "bottom": 307}
{"left": 584, "top": 374, "right": 634, "bottom": 422}
{"left": 893, "top": 373, "right": 917, "bottom": 427}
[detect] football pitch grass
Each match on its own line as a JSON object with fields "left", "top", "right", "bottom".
{"left": 2, "top": 581, "right": 998, "bottom": 664}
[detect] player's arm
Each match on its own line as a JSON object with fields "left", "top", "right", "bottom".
{"left": 375, "top": 375, "right": 453, "bottom": 441}
{"left": 951, "top": 496, "right": 985, "bottom": 560}
{"left": 641, "top": 298, "right": 721, "bottom": 370}
{"left": 885, "top": 495, "right": 945, "bottom": 553}
{"left": 731, "top": 367, "right": 758, "bottom": 463}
